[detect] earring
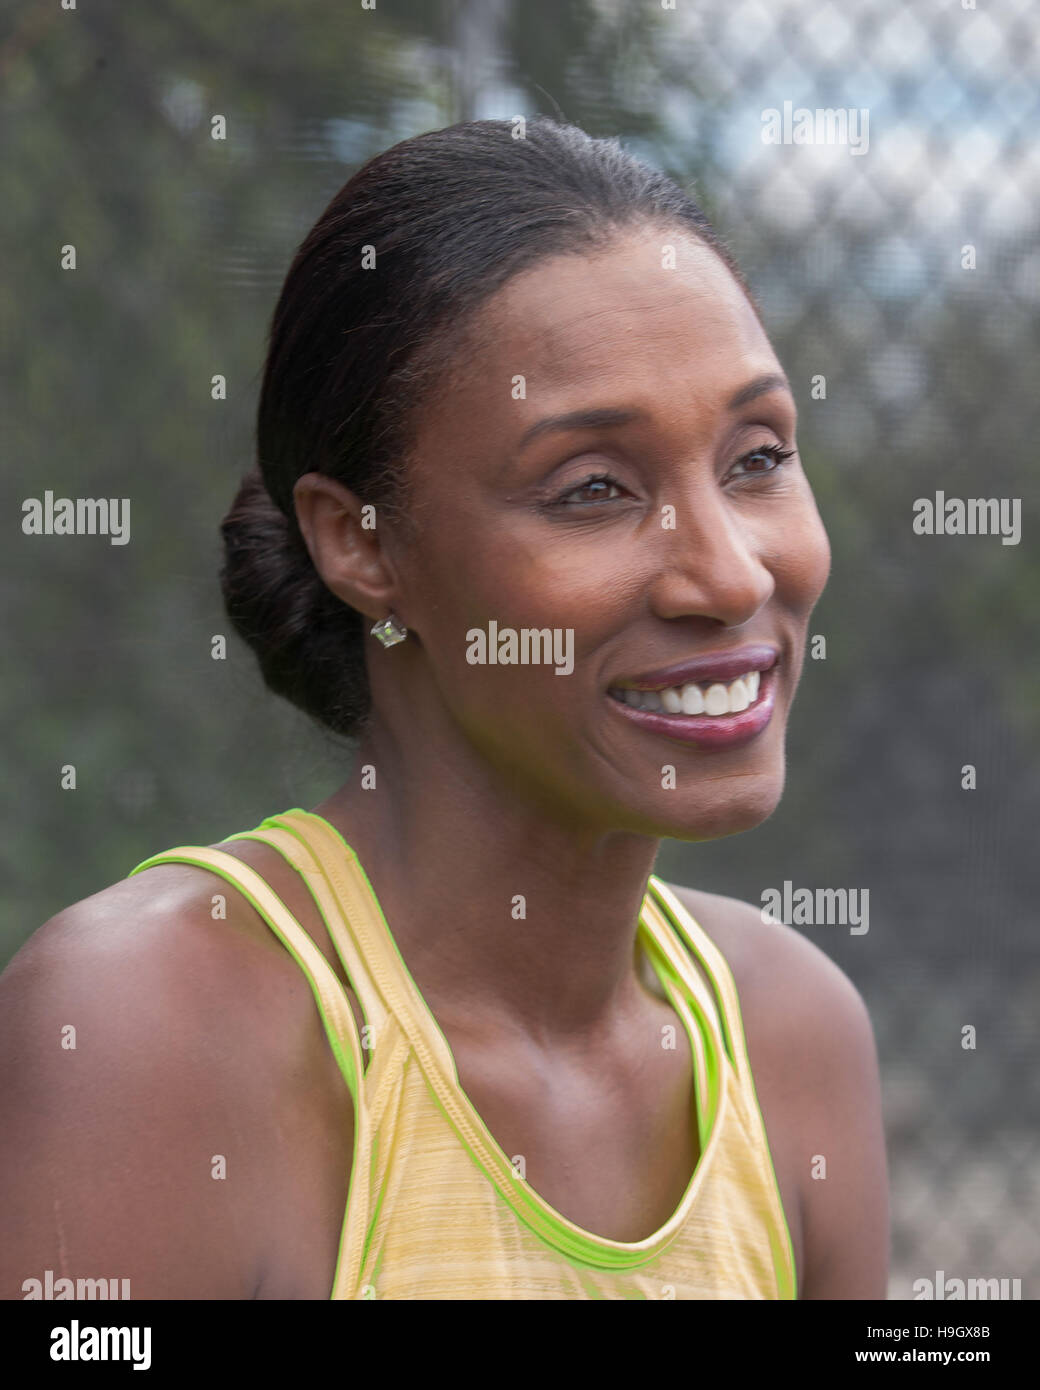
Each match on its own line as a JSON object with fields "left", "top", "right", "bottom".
{"left": 370, "top": 612, "right": 408, "bottom": 647}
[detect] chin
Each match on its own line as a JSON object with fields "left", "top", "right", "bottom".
{"left": 665, "top": 774, "right": 785, "bottom": 843}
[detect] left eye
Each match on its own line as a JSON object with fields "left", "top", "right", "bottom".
{"left": 732, "top": 444, "right": 796, "bottom": 475}
{"left": 555, "top": 473, "right": 625, "bottom": 504}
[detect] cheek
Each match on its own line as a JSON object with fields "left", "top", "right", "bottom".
{"left": 426, "top": 527, "right": 620, "bottom": 633}
{"left": 409, "top": 535, "right": 587, "bottom": 693}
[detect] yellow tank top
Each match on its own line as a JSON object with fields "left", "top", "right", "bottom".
{"left": 129, "top": 808, "right": 797, "bottom": 1300}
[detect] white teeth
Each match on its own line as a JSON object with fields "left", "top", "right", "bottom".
{"left": 728, "top": 678, "right": 750, "bottom": 712}
{"left": 703, "top": 683, "right": 730, "bottom": 715}
{"left": 680, "top": 682, "right": 705, "bottom": 715}
{"left": 614, "top": 669, "right": 765, "bottom": 717}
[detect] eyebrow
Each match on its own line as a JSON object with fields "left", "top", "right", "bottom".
{"left": 516, "top": 372, "right": 793, "bottom": 450}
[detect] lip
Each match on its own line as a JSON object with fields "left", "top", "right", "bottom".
{"left": 611, "top": 642, "right": 779, "bottom": 692}
{"left": 606, "top": 665, "right": 778, "bottom": 750}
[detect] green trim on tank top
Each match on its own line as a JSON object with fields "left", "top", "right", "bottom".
{"left": 219, "top": 823, "right": 374, "bottom": 1054}
{"left": 649, "top": 874, "right": 799, "bottom": 1300}
{"left": 127, "top": 845, "right": 362, "bottom": 1104}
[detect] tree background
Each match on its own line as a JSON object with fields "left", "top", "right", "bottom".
{"left": 3, "top": 0, "right": 1037, "bottom": 1299}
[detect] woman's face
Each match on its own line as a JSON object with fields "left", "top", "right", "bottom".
{"left": 381, "top": 225, "right": 830, "bottom": 841}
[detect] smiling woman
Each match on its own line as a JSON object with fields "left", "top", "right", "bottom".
{"left": 0, "top": 117, "right": 887, "bottom": 1301}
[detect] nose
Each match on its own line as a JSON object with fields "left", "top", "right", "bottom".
{"left": 648, "top": 490, "right": 775, "bottom": 629}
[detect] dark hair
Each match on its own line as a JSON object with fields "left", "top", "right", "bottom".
{"left": 220, "top": 116, "right": 760, "bottom": 740}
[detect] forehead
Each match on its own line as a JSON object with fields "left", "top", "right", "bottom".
{"left": 461, "top": 228, "right": 777, "bottom": 406}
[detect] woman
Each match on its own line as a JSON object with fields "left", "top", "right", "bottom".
{"left": 0, "top": 118, "right": 887, "bottom": 1300}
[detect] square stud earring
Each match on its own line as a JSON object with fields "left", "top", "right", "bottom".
{"left": 370, "top": 612, "right": 408, "bottom": 647}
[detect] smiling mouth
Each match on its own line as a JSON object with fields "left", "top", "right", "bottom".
{"left": 608, "top": 668, "right": 764, "bottom": 717}
{"left": 604, "top": 660, "right": 779, "bottom": 750}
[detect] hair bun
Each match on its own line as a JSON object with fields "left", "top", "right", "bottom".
{"left": 219, "top": 468, "right": 368, "bottom": 738}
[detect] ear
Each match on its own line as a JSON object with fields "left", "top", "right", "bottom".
{"left": 292, "top": 473, "right": 400, "bottom": 623}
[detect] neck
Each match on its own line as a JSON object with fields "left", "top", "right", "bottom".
{"left": 315, "top": 713, "right": 665, "bottom": 1052}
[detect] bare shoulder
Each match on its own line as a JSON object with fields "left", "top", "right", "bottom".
{"left": 664, "top": 882, "right": 874, "bottom": 1035}
{"left": 663, "top": 882, "right": 889, "bottom": 1299}
{"left": 0, "top": 860, "right": 335, "bottom": 1299}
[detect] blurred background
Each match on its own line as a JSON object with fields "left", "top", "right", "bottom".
{"left": 2, "top": 0, "right": 1037, "bottom": 1300}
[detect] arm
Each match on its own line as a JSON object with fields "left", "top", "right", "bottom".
{"left": 780, "top": 942, "right": 889, "bottom": 1298}
{"left": 0, "top": 872, "right": 299, "bottom": 1300}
